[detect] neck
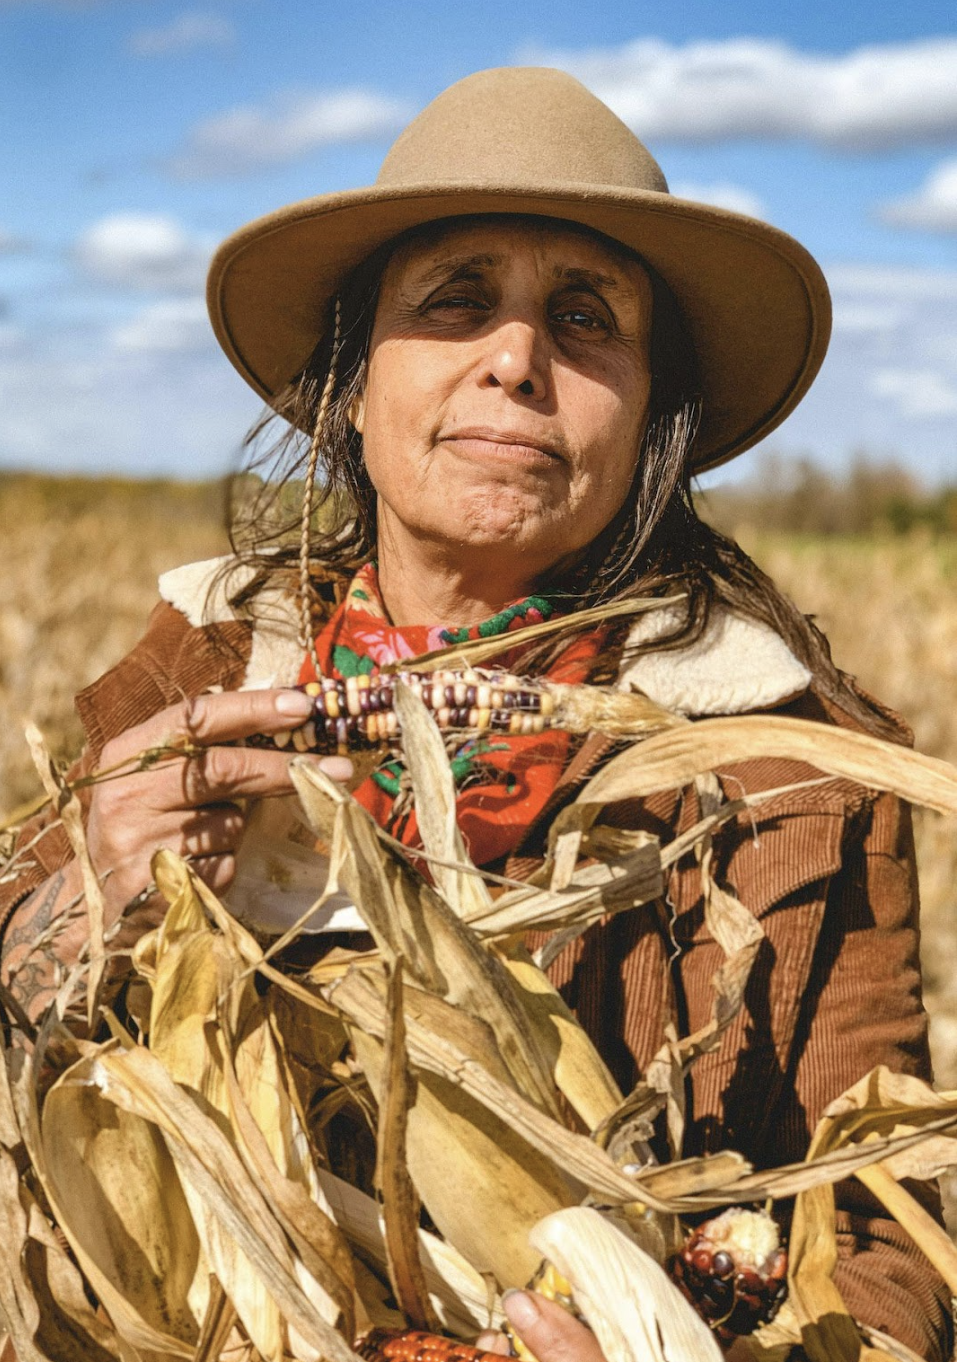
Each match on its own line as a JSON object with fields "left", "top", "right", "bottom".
{"left": 375, "top": 518, "right": 544, "bottom": 626}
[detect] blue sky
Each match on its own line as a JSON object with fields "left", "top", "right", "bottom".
{"left": 0, "top": 0, "right": 955, "bottom": 486}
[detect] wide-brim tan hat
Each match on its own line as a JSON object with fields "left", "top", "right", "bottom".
{"left": 207, "top": 66, "right": 831, "bottom": 473}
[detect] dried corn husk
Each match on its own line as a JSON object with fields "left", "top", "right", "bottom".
{"left": 289, "top": 760, "right": 559, "bottom": 1113}
{"left": 392, "top": 681, "right": 626, "bottom": 1131}
{"left": 529, "top": 1207, "right": 723, "bottom": 1362}
{"left": 578, "top": 714, "right": 956, "bottom": 815}
{"left": 317, "top": 1169, "right": 500, "bottom": 1337}
{"left": 18, "top": 1042, "right": 199, "bottom": 1362}
{"left": 4, "top": 633, "right": 956, "bottom": 1362}
{"left": 140, "top": 850, "right": 355, "bottom": 1361}
{"left": 334, "top": 966, "right": 582, "bottom": 1285}
{"left": 788, "top": 1068, "right": 957, "bottom": 1362}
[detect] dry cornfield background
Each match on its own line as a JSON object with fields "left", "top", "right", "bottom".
{"left": 0, "top": 476, "right": 953, "bottom": 1362}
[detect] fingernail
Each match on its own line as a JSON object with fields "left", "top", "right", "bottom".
{"left": 315, "top": 756, "right": 354, "bottom": 782}
{"left": 275, "top": 690, "right": 315, "bottom": 717}
{"left": 502, "top": 1290, "right": 539, "bottom": 1330}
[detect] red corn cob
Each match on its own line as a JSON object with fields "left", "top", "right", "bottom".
{"left": 668, "top": 1206, "right": 788, "bottom": 1341}
{"left": 355, "top": 1328, "right": 504, "bottom": 1362}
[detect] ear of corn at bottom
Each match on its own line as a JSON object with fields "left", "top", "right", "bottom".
{"left": 356, "top": 1327, "right": 504, "bottom": 1362}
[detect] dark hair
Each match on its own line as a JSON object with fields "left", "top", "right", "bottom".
{"left": 223, "top": 215, "right": 904, "bottom": 741}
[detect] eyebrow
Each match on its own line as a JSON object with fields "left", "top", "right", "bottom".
{"left": 552, "top": 265, "right": 626, "bottom": 294}
{"left": 409, "top": 253, "right": 500, "bottom": 289}
{"left": 409, "top": 254, "right": 631, "bottom": 297}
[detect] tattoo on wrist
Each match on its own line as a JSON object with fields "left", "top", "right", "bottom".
{"left": 0, "top": 869, "right": 76, "bottom": 1015}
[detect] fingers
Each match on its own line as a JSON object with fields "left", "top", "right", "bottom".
{"left": 103, "top": 745, "right": 350, "bottom": 816}
{"left": 501, "top": 1292, "right": 606, "bottom": 1362}
{"left": 189, "top": 853, "right": 237, "bottom": 894}
{"left": 179, "top": 803, "right": 245, "bottom": 858}
{"left": 475, "top": 1331, "right": 511, "bottom": 1355}
{"left": 102, "top": 688, "right": 318, "bottom": 761}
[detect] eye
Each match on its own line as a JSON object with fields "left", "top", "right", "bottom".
{"left": 554, "top": 307, "right": 609, "bottom": 331}
{"left": 551, "top": 292, "right": 615, "bottom": 335}
{"left": 427, "top": 293, "right": 487, "bottom": 312}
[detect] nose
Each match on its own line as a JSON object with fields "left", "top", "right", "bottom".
{"left": 481, "top": 318, "right": 549, "bottom": 401}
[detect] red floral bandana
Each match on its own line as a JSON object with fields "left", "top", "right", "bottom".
{"left": 298, "top": 562, "right": 602, "bottom": 868}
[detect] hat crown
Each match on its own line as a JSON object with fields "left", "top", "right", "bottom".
{"left": 376, "top": 67, "right": 669, "bottom": 195}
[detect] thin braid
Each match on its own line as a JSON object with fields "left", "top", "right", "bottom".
{"left": 298, "top": 297, "right": 342, "bottom": 679}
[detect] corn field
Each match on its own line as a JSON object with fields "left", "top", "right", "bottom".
{"left": 0, "top": 475, "right": 955, "bottom": 1362}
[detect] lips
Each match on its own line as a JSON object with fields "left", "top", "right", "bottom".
{"left": 440, "top": 426, "right": 561, "bottom": 460}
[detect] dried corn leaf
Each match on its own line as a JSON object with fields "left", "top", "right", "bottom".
{"left": 15, "top": 1045, "right": 198, "bottom": 1361}
{"left": 317, "top": 1169, "right": 501, "bottom": 1336}
{"left": 788, "top": 1067, "right": 957, "bottom": 1362}
{"left": 338, "top": 968, "right": 580, "bottom": 1284}
{"left": 392, "top": 680, "right": 492, "bottom": 921}
{"left": 290, "top": 760, "right": 559, "bottom": 1113}
{"left": 389, "top": 687, "right": 622, "bottom": 1161}
{"left": 577, "top": 715, "right": 956, "bottom": 815}
{"left": 628, "top": 1151, "right": 750, "bottom": 1202}
{"left": 498, "top": 949, "right": 623, "bottom": 1131}
{"left": 143, "top": 851, "right": 350, "bottom": 1361}
{"left": 0, "top": 1151, "right": 49, "bottom": 1362}
{"left": 87, "top": 1044, "right": 361, "bottom": 1362}
{"left": 529, "top": 1206, "right": 723, "bottom": 1362}
{"left": 817, "top": 1069, "right": 956, "bottom": 1150}
{"left": 21, "top": 1190, "right": 123, "bottom": 1362}
{"left": 217, "top": 1037, "right": 356, "bottom": 1336}
{"left": 465, "top": 842, "right": 662, "bottom": 941}
{"left": 627, "top": 1117, "right": 954, "bottom": 1210}
{"left": 397, "top": 595, "right": 685, "bottom": 673}
{"left": 191, "top": 1279, "right": 237, "bottom": 1362}
{"left": 855, "top": 1162, "right": 956, "bottom": 1293}
{"left": 25, "top": 721, "right": 105, "bottom": 1026}
{"left": 330, "top": 968, "right": 662, "bottom": 1213}
{"left": 374, "top": 960, "right": 437, "bottom": 1331}
{"left": 596, "top": 844, "right": 762, "bottom": 1165}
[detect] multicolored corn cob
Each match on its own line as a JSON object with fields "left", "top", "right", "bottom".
{"left": 249, "top": 670, "right": 556, "bottom": 757}
{"left": 355, "top": 1328, "right": 504, "bottom": 1362}
{"left": 668, "top": 1206, "right": 788, "bottom": 1341}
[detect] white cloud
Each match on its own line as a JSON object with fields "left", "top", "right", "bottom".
{"left": 831, "top": 303, "right": 903, "bottom": 335}
{"left": 0, "top": 228, "right": 28, "bottom": 254}
{"left": 0, "top": 323, "right": 24, "bottom": 352}
{"left": 877, "top": 159, "right": 957, "bottom": 233}
{"left": 0, "top": 333, "right": 261, "bottom": 477}
{"left": 74, "top": 213, "right": 213, "bottom": 291}
{"left": 128, "top": 11, "right": 235, "bottom": 58}
{"left": 112, "top": 298, "right": 211, "bottom": 353}
{"left": 870, "top": 367, "right": 957, "bottom": 418}
{"left": 740, "top": 261, "right": 957, "bottom": 479}
{"left": 669, "top": 181, "right": 767, "bottom": 219}
{"left": 523, "top": 36, "right": 955, "bottom": 149}
{"left": 826, "top": 263, "right": 955, "bottom": 301}
{"left": 168, "top": 88, "right": 411, "bottom": 178}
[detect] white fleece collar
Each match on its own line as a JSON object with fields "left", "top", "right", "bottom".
{"left": 617, "top": 602, "right": 811, "bottom": 716}
{"left": 158, "top": 555, "right": 304, "bottom": 692}
{"left": 159, "top": 556, "right": 811, "bottom": 717}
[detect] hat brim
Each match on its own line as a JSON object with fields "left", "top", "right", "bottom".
{"left": 206, "top": 182, "right": 831, "bottom": 473}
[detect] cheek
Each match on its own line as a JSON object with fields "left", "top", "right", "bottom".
{"left": 359, "top": 353, "right": 424, "bottom": 496}
{"left": 572, "top": 372, "right": 649, "bottom": 500}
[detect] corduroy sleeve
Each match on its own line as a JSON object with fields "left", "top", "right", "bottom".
{"left": 0, "top": 601, "right": 251, "bottom": 944}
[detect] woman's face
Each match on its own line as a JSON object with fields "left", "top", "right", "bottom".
{"left": 358, "top": 218, "right": 653, "bottom": 582}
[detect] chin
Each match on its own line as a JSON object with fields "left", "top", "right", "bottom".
{"left": 452, "top": 486, "right": 571, "bottom": 548}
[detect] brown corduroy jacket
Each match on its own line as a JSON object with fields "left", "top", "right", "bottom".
{"left": 0, "top": 590, "right": 953, "bottom": 1362}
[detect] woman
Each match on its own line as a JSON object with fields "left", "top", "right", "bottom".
{"left": 0, "top": 68, "right": 951, "bottom": 1360}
